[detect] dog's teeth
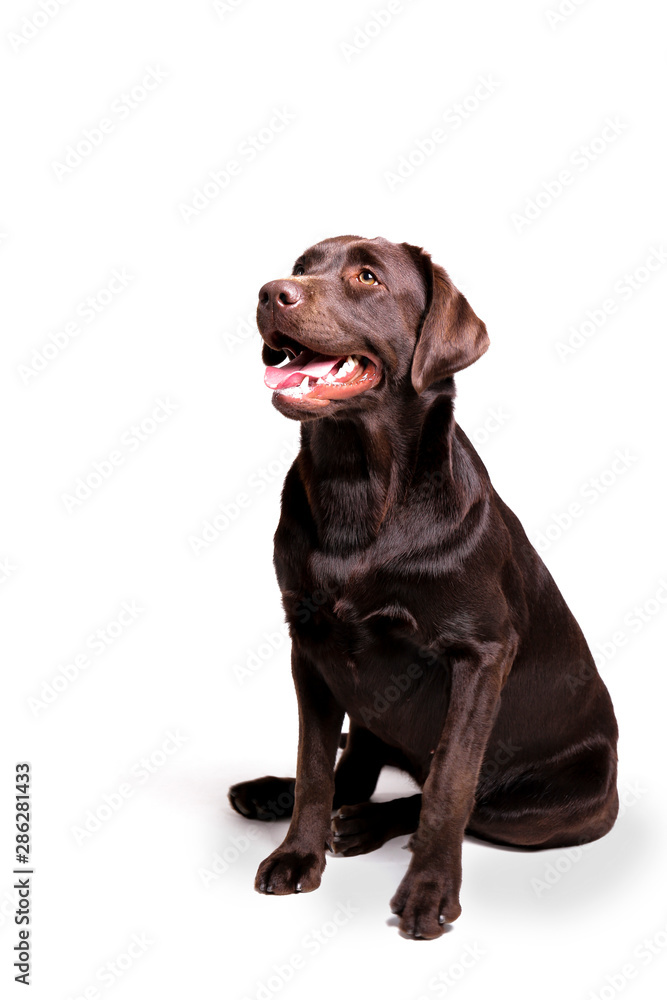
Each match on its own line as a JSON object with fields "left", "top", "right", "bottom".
{"left": 337, "top": 356, "right": 357, "bottom": 377}
{"left": 277, "top": 375, "right": 312, "bottom": 398}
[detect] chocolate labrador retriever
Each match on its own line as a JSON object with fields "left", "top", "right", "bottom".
{"left": 229, "top": 235, "right": 619, "bottom": 939}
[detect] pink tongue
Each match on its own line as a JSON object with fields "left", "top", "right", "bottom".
{"left": 264, "top": 350, "right": 343, "bottom": 390}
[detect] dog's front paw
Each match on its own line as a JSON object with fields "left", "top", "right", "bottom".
{"left": 255, "top": 848, "right": 325, "bottom": 895}
{"left": 390, "top": 867, "right": 462, "bottom": 940}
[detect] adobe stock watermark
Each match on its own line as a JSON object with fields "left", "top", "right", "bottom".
{"left": 545, "top": 0, "right": 593, "bottom": 29}
{"left": 571, "top": 578, "right": 667, "bottom": 674}
{"left": 178, "top": 108, "right": 296, "bottom": 224}
{"left": 27, "top": 601, "right": 145, "bottom": 716}
{"left": 233, "top": 623, "right": 290, "bottom": 684}
{"left": 411, "top": 407, "right": 509, "bottom": 502}
{"left": 416, "top": 942, "right": 486, "bottom": 999}
{"left": 51, "top": 67, "right": 168, "bottom": 180}
{"left": 212, "top": 0, "right": 250, "bottom": 16}
{"left": 359, "top": 647, "right": 438, "bottom": 727}
{"left": 555, "top": 246, "right": 667, "bottom": 361}
{"left": 70, "top": 731, "right": 189, "bottom": 846}
{"left": 339, "top": 0, "right": 421, "bottom": 63}
{"left": 234, "top": 591, "right": 368, "bottom": 684}
{"left": 199, "top": 826, "right": 263, "bottom": 887}
{"left": 64, "top": 933, "right": 153, "bottom": 1000}
{"left": 470, "top": 405, "right": 511, "bottom": 446}
{"left": 233, "top": 583, "right": 347, "bottom": 676}
{"left": 221, "top": 305, "right": 258, "bottom": 354}
{"left": 478, "top": 739, "right": 522, "bottom": 784}
{"left": 0, "top": 886, "right": 18, "bottom": 930}
{"left": 17, "top": 268, "right": 134, "bottom": 385}
{"left": 298, "top": 584, "right": 350, "bottom": 630}
{"left": 188, "top": 438, "right": 298, "bottom": 554}
{"left": 530, "top": 779, "right": 646, "bottom": 897}
{"left": 220, "top": 269, "right": 300, "bottom": 352}
{"left": 234, "top": 587, "right": 342, "bottom": 682}
{"left": 511, "top": 117, "right": 627, "bottom": 233}
{"left": 241, "top": 901, "right": 358, "bottom": 1000}
{"left": 384, "top": 75, "right": 501, "bottom": 191}
{"left": 61, "top": 397, "right": 179, "bottom": 513}
{"left": 7, "top": 0, "right": 74, "bottom": 53}
{"left": 0, "top": 557, "right": 17, "bottom": 586}
{"left": 586, "top": 918, "right": 667, "bottom": 1000}
{"left": 532, "top": 447, "right": 637, "bottom": 553}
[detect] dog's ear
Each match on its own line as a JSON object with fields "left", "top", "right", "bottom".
{"left": 404, "top": 246, "right": 489, "bottom": 394}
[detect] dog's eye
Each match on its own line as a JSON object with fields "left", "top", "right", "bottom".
{"left": 358, "top": 270, "right": 378, "bottom": 285}
{"left": 293, "top": 264, "right": 305, "bottom": 276}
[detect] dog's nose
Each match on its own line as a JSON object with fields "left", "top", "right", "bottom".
{"left": 258, "top": 280, "right": 304, "bottom": 311}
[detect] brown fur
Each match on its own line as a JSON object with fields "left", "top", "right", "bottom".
{"left": 229, "top": 236, "right": 619, "bottom": 939}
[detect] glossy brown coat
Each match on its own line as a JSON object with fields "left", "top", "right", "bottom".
{"left": 229, "top": 236, "right": 619, "bottom": 939}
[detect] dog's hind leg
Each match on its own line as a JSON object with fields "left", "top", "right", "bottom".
{"left": 228, "top": 775, "right": 296, "bottom": 822}
{"left": 332, "top": 722, "right": 397, "bottom": 808}
{"left": 466, "top": 737, "right": 619, "bottom": 849}
{"left": 330, "top": 724, "right": 423, "bottom": 855}
{"left": 228, "top": 722, "right": 399, "bottom": 822}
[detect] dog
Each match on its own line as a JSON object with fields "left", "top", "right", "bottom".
{"left": 229, "top": 235, "right": 619, "bottom": 939}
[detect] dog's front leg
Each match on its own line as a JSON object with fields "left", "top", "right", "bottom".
{"left": 391, "top": 639, "right": 515, "bottom": 938}
{"left": 255, "top": 648, "right": 344, "bottom": 895}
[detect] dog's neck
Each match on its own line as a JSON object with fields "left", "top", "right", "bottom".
{"left": 299, "top": 385, "right": 476, "bottom": 552}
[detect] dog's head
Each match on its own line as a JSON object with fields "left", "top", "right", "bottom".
{"left": 257, "top": 236, "right": 489, "bottom": 420}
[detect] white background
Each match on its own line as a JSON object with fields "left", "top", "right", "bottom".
{"left": 2, "top": 0, "right": 666, "bottom": 997}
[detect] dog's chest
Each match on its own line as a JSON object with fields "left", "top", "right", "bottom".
{"left": 283, "top": 548, "right": 450, "bottom": 758}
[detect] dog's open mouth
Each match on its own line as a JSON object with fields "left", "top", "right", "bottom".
{"left": 264, "top": 347, "right": 381, "bottom": 402}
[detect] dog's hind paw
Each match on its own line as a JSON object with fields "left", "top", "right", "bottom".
{"left": 228, "top": 776, "right": 295, "bottom": 821}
